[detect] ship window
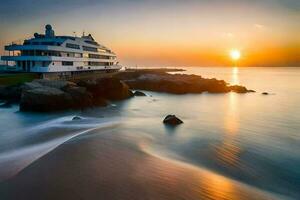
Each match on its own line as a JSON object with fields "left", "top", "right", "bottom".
{"left": 88, "top": 62, "right": 107, "bottom": 66}
{"left": 83, "top": 46, "right": 98, "bottom": 52}
{"left": 84, "top": 40, "right": 99, "bottom": 45}
{"left": 88, "top": 54, "right": 110, "bottom": 59}
{"left": 41, "top": 42, "right": 55, "bottom": 45}
{"left": 62, "top": 61, "right": 73, "bottom": 66}
{"left": 66, "top": 43, "right": 80, "bottom": 49}
{"left": 75, "top": 53, "right": 82, "bottom": 58}
{"left": 97, "top": 49, "right": 106, "bottom": 53}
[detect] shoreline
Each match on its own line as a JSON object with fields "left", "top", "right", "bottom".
{"left": 0, "top": 129, "right": 280, "bottom": 200}
{"left": 0, "top": 68, "right": 254, "bottom": 112}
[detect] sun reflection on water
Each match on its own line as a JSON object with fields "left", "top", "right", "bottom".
{"left": 215, "top": 89, "right": 242, "bottom": 166}
{"left": 231, "top": 67, "right": 240, "bottom": 85}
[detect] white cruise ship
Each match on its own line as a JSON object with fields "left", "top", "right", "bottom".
{"left": 0, "top": 24, "right": 121, "bottom": 77}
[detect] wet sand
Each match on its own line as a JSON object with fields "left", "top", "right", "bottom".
{"left": 0, "top": 129, "right": 280, "bottom": 200}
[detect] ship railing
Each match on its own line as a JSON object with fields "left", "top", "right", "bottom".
{"left": 7, "top": 36, "right": 32, "bottom": 46}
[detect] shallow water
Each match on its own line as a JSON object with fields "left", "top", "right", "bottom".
{"left": 0, "top": 67, "right": 299, "bottom": 199}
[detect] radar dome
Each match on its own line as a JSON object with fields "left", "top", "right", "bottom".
{"left": 45, "top": 24, "right": 55, "bottom": 37}
{"left": 45, "top": 24, "right": 52, "bottom": 30}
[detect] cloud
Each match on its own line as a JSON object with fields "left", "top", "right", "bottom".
{"left": 254, "top": 24, "right": 265, "bottom": 29}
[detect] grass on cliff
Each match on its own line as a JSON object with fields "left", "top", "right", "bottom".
{"left": 0, "top": 73, "right": 39, "bottom": 86}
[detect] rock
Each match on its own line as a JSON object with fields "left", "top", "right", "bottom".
{"left": 163, "top": 115, "right": 183, "bottom": 125}
{"left": 262, "top": 92, "right": 269, "bottom": 95}
{"left": 33, "top": 79, "right": 76, "bottom": 90}
{"left": 117, "top": 71, "right": 253, "bottom": 94}
{"left": 19, "top": 78, "right": 133, "bottom": 112}
{"left": 229, "top": 85, "right": 252, "bottom": 93}
{"left": 72, "top": 116, "right": 82, "bottom": 121}
{"left": 0, "top": 85, "right": 22, "bottom": 102}
{"left": 21, "top": 81, "right": 44, "bottom": 91}
{"left": 20, "top": 87, "right": 71, "bottom": 112}
{"left": 92, "top": 96, "right": 109, "bottom": 107}
{"left": 78, "top": 77, "right": 133, "bottom": 101}
{"left": 133, "top": 91, "right": 147, "bottom": 96}
{"left": 62, "top": 86, "right": 94, "bottom": 108}
{"left": 20, "top": 79, "right": 96, "bottom": 112}
{"left": 0, "top": 101, "right": 13, "bottom": 108}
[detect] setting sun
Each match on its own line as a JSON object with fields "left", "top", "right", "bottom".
{"left": 230, "top": 50, "right": 241, "bottom": 61}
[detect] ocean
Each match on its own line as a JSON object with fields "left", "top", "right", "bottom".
{"left": 0, "top": 67, "right": 299, "bottom": 200}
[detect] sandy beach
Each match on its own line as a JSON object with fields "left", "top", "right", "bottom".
{"left": 0, "top": 128, "right": 279, "bottom": 200}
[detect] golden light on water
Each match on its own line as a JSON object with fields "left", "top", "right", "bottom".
{"left": 231, "top": 67, "right": 239, "bottom": 85}
{"left": 230, "top": 50, "right": 241, "bottom": 61}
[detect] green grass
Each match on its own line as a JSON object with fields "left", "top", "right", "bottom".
{"left": 0, "top": 73, "right": 39, "bottom": 86}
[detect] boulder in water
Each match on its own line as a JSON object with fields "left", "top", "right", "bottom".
{"left": 229, "top": 85, "right": 254, "bottom": 93}
{"left": 133, "top": 91, "right": 147, "bottom": 96}
{"left": 163, "top": 115, "right": 183, "bottom": 125}
{"left": 72, "top": 116, "right": 82, "bottom": 121}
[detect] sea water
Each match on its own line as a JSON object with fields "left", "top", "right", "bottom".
{"left": 0, "top": 67, "right": 299, "bottom": 199}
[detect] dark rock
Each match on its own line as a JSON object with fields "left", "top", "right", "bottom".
{"left": 20, "top": 87, "right": 72, "bottom": 112}
{"left": 262, "top": 92, "right": 269, "bottom": 95}
{"left": 72, "top": 116, "right": 82, "bottom": 121}
{"left": 229, "top": 85, "right": 252, "bottom": 93}
{"left": 62, "top": 86, "right": 94, "bottom": 108}
{"left": 92, "top": 96, "right": 109, "bottom": 107}
{"left": 78, "top": 77, "right": 133, "bottom": 101}
{"left": 163, "top": 115, "right": 183, "bottom": 125}
{"left": 133, "top": 91, "right": 147, "bottom": 96}
{"left": 20, "top": 80, "right": 96, "bottom": 112}
{"left": 33, "top": 79, "right": 76, "bottom": 90}
{"left": 19, "top": 77, "right": 134, "bottom": 112}
{"left": 21, "top": 81, "right": 43, "bottom": 91}
{"left": 0, "top": 85, "right": 22, "bottom": 102}
{"left": 117, "top": 71, "right": 253, "bottom": 94}
{"left": 0, "top": 101, "right": 13, "bottom": 108}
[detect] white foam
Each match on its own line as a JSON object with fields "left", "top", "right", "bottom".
{"left": 0, "top": 120, "right": 119, "bottom": 182}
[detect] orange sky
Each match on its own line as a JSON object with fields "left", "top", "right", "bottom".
{"left": 1, "top": 0, "right": 299, "bottom": 67}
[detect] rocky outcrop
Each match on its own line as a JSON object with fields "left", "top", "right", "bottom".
{"left": 262, "top": 92, "right": 269, "bottom": 95}
{"left": 78, "top": 77, "right": 133, "bottom": 101}
{"left": 229, "top": 85, "right": 255, "bottom": 93}
{"left": 20, "top": 87, "right": 73, "bottom": 112}
{"left": 19, "top": 79, "right": 94, "bottom": 112}
{"left": 163, "top": 115, "right": 183, "bottom": 125}
{"left": 116, "top": 72, "right": 254, "bottom": 94}
{"left": 19, "top": 78, "right": 132, "bottom": 112}
{"left": 133, "top": 91, "right": 147, "bottom": 96}
{"left": 1, "top": 69, "right": 255, "bottom": 112}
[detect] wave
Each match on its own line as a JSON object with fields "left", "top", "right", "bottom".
{"left": 0, "top": 129, "right": 292, "bottom": 200}
{"left": 0, "top": 116, "right": 120, "bottom": 182}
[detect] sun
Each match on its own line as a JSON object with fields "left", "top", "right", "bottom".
{"left": 230, "top": 49, "right": 241, "bottom": 61}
